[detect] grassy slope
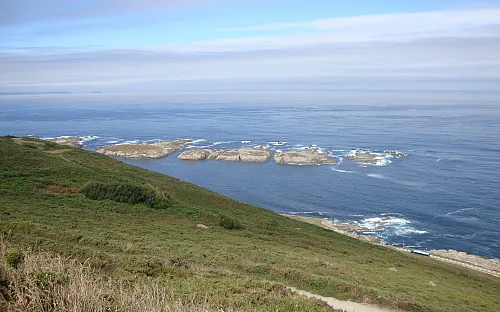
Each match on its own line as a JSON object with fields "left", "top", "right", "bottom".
{"left": 0, "top": 136, "right": 499, "bottom": 312}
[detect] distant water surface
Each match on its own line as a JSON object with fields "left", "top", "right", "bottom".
{"left": 1, "top": 91, "right": 499, "bottom": 258}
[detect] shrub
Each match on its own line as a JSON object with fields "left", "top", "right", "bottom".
{"left": 5, "top": 250, "right": 24, "bottom": 269}
{"left": 80, "top": 182, "right": 175, "bottom": 209}
{"left": 219, "top": 215, "right": 244, "bottom": 230}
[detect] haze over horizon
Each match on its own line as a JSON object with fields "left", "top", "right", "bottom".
{"left": 2, "top": 0, "right": 500, "bottom": 93}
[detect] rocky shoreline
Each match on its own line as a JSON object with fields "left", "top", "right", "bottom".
{"left": 284, "top": 214, "right": 500, "bottom": 277}
{"left": 45, "top": 136, "right": 83, "bottom": 148}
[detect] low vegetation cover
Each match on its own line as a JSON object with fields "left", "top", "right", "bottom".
{"left": 0, "top": 136, "right": 499, "bottom": 311}
{"left": 79, "top": 181, "right": 176, "bottom": 209}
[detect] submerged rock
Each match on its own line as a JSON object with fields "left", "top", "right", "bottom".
{"left": 178, "top": 149, "right": 219, "bottom": 160}
{"left": 46, "top": 136, "right": 82, "bottom": 148}
{"left": 273, "top": 151, "right": 334, "bottom": 165}
{"left": 97, "top": 140, "right": 190, "bottom": 159}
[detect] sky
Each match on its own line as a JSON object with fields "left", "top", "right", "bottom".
{"left": 1, "top": 0, "right": 500, "bottom": 92}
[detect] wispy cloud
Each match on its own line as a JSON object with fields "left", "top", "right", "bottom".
{"left": 220, "top": 8, "right": 500, "bottom": 44}
{"left": 0, "top": 0, "right": 221, "bottom": 26}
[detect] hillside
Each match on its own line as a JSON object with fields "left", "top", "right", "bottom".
{"left": 0, "top": 136, "right": 499, "bottom": 311}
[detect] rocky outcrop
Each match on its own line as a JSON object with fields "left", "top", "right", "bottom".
{"left": 346, "top": 150, "right": 407, "bottom": 164}
{"left": 238, "top": 148, "right": 272, "bottom": 162}
{"left": 178, "top": 149, "right": 219, "bottom": 160}
{"left": 216, "top": 150, "right": 241, "bottom": 162}
{"left": 178, "top": 148, "right": 272, "bottom": 163}
{"left": 384, "top": 150, "right": 407, "bottom": 158}
{"left": 46, "top": 136, "right": 82, "bottom": 148}
{"left": 273, "top": 151, "right": 334, "bottom": 165}
{"left": 345, "top": 151, "right": 380, "bottom": 164}
{"left": 97, "top": 140, "right": 190, "bottom": 159}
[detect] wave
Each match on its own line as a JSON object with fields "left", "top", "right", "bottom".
{"left": 80, "top": 135, "right": 100, "bottom": 142}
{"left": 367, "top": 173, "right": 386, "bottom": 179}
{"left": 380, "top": 212, "right": 404, "bottom": 217}
{"left": 189, "top": 139, "right": 206, "bottom": 144}
{"left": 444, "top": 208, "right": 475, "bottom": 216}
{"left": 367, "top": 173, "right": 424, "bottom": 187}
{"left": 269, "top": 141, "right": 287, "bottom": 146}
{"left": 241, "top": 140, "right": 252, "bottom": 144}
{"left": 331, "top": 168, "right": 356, "bottom": 174}
{"left": 355, "top": 215, "right": 427, "bottom": 238}
{"left": 212, "top": 141, "right": 232, "bottom": 146}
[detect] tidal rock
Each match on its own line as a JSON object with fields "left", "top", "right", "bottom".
{"left": 97, "top": 140, "right": 190, "bottom": 159}
{"left": 384, "top": 150, "right": 407, "bottom": 158}
{"left": 238, "top": 148, "right": 272, "bottom": 162}
{"left": 345, "top": 151, "right": 380, "bottom": 164}
{"left": 179, "top": 147, "right": 271, "bottom": 163}
{"left": 178, "top": 149, "right": 219, "bottom": 160}
{"left": 46, "top": 136, "right": 82, "bottom": 148}
{"left": 273, "top": 151, "right": 334, "bottom": 165}
{"left": 216, "top": 150, "right": 240, "bottom": 161}
{"left": 346, "top": 150, "right": 406, "bottom": 164}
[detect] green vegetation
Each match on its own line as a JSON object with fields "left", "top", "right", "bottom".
{"left": 80, "top": 181, "right": 176, "bottom": 209}
{"left": 0, "top": 136, "right": 499, "bottom": 311}
{"left": 219, "top": 215, "right": 245, "bottom": 230}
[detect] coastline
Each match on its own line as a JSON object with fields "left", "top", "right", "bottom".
{"left": 283, "top": 214, "right": 500, "bottom": 278}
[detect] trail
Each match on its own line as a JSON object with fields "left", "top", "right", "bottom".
{"left": 287, "top": 287, "right": 399, "bottom": 312}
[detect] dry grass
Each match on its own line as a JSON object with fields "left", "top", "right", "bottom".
{"left": 0, "top": 239, "right": 232, "bottom": 312}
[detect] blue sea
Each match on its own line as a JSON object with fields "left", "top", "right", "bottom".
{"left": 1, "top": 91, "right": 499, "bottom": 258}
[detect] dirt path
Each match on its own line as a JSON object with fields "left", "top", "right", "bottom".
{"left": 288, "top": 286, "right": 399, "bottom": 312}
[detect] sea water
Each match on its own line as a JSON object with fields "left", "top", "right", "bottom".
{"left": 1, "top": 91, "right": 499, "bottom": 258}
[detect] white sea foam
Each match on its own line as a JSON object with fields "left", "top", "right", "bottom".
{"left": 105, "top": 140, "right": 120, "bottom": 144}
{"left": 122, "top": 140, "right": 139, "bottom": 144}
{"left": 393, "top": 228, "right": 428, "bottom": 235}
{"left": 213, "top": 141, "right": 232, "bottom": 146}
{"left": 444, "top": 208, "right": 475, "bottom": 216}
{"left": 189, "top": 139, "right": 206, "bottom": 144}
{"left": 80, "top": 135, "right": 100, "bottom": 142}
{"left": 374, "top": 157, "right": 392, "bottom": 166}
{"left": 355, "top": 215, "right": 427, "bottom": 237}
{"left": 367, "top": 173, "right": 386, "bottom": 179}
{"left": 269, "top": 141, "right": 287, "bottom": 146}
{"left": 331, "top": 168, "right": 356, "bottom": 174}
{"left": 241, "top": 140, "right": 252, "bottom": 144}
{"left": 380, "top": 212, "right": 404, "bottom": 217}
{"left": 359, "top": 217, "right": 411, "bottom": 228}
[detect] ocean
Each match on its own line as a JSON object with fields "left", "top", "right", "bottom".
{"left": 1, "top": 90, "right": 499, "bottom": 258}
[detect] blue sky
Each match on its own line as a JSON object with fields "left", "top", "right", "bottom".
{"left": 1, "top": 0, "right": 500, "bottom": 92}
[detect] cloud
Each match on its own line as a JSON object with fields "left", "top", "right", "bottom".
{"left": 2, "top": 33, "right": 499, "bottom": 91}
{"left": 1, "top": 6, "right": 500, "bottom": 91}
{"left": 223, "top": 8, "right": 500, "bottom": 32}
{"left": 0, "top": 0, "right": 219, "bottom": 26}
